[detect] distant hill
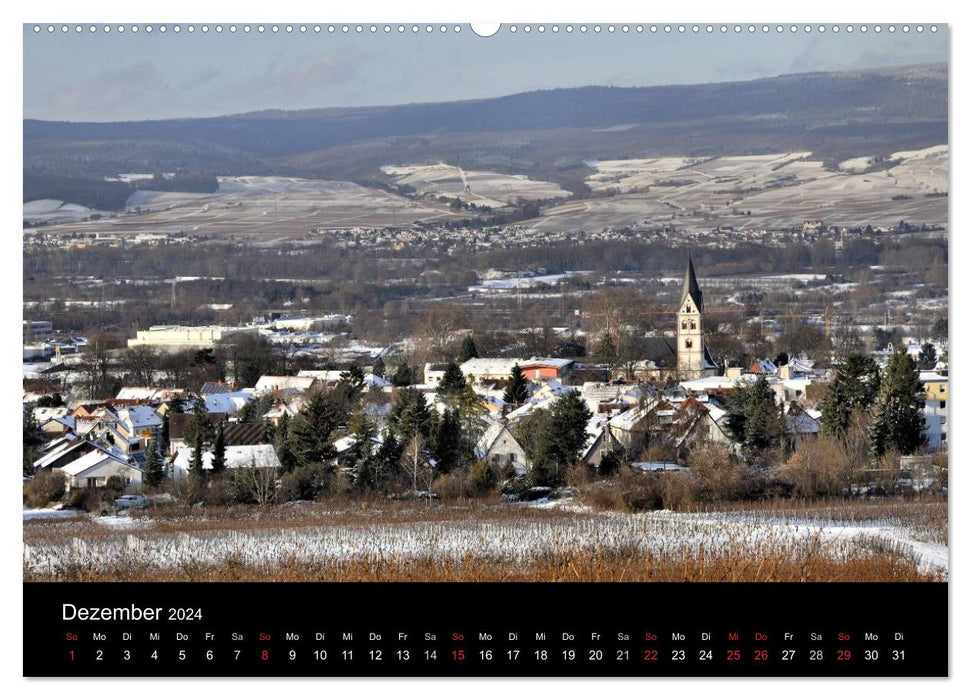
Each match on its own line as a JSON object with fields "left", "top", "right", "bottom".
{"left": 24, "top": 63, "right": 947, "bottom": 209}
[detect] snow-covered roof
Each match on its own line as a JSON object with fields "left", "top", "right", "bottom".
{"left": 203, "top": 392, "right": 253, "bottom": 415}
{"left": 173, "top": 444, "right": 282, "bottom": 472}
{"left": 786, "top": 412, "right": 820, "bottom": 435}
{"left": 460, "top": 358, "right": 522, "bottom": 377}
{"left": 681, "top": 375, "right": 760, "bottom": 392}
{"left": 297, "top": 370, "right": 345, "bottom": 381}
{"left": 57, "top": 448, "right": 136, "bottom": 477}
{"left": 32, "top": 406, "right": 70, "bottom": 422}
{"left": 474, "top": 422, "right": 510, "bottom": 460}
{"left": 117, "top": 404, "right": 162, "bottom": 430}
{"left": 609, "top": 403, "right": 653, "bottom": 432}
{"left": 255, "top": 375, "right": 317, "bottom": 393}
{"left": 520, "top": 357, "right": 574, "bottom": 369}
{"left": 34, "top": 438, "right": 91, "bottom": 469}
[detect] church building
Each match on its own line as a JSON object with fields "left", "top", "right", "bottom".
{"left": 676, "top": 255, "right": 718, "bottom": 380}
{"left": 620, "top": 255, "right": 719, "bottom": 382}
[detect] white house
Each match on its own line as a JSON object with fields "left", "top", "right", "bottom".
{"left": 474, "top": 422, "right": 527, "bottom": 473}
{"left": 56, "top": 449, "right": 143, "bottom": 493}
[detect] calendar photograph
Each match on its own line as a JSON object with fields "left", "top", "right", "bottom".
{"left": 22, "top": 21, "right": 948, "bottom": 599}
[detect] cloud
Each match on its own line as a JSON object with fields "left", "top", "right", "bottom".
{"left": 218, "top": 50, "right": 365, "bottom": 109}
{"left": 42, "top": 61, "right": 178, "bottom": 121}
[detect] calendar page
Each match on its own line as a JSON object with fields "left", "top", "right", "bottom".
{"left": 21, "top": 14, "right": 949, "bottom": 680}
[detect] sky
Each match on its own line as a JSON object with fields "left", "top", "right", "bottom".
{"left": 24, "top": 23, "right": 949, "bottom": 122}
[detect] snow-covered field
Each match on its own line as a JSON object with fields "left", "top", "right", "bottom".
{"left": 382, "top": 163, "right": 568, "bottom": 208}
{"left": 22, "top": 504, "right": 947, "bottom": 580}
{"left": 23, "top": 199, "right": 107, "bottom": 224}
{"left": 27, "top": 176, "right": 463, "bottom": 239}
{"left": 531, "top": 146, "right": 948, "bottom": 233}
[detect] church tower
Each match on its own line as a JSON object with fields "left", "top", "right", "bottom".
{"left": 677, "top": 255, "right": 707, "bottom": 379}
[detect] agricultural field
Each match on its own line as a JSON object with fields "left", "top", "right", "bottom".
{"left": 26, "top": 176, "right": 463, "bottom": 240}
{"left": 381, "top": 163, "right": 569, "bottom": 208}
{"left": 531, "top": 147, "right": 948, "bottom": 232}
{"left": 22, "top": 498, "right": 947, "bottom": 583}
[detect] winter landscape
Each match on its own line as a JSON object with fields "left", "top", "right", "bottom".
{"left": 23, "top": 26, "right": 948, "bottom": 584}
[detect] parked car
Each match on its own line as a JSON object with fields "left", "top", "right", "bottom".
{"left": 114, "top": 494, "right": 148, "bottom": 509}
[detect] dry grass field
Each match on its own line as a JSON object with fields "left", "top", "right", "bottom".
{"left": 23, "top": 497, "right": 947, "bottom": 583}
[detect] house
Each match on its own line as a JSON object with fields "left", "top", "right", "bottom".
{"left": 171, "top": 444, "right": 283, "bottom": 480}
{"left": 920, "top": 371, "right": 948, "bottom": 449}
{"left": 423, "top": 363, "right": 449, "bottom": 387}
{"left": 106, "top": 405, "right": 163, "bottom": 453}
{"left": 33, "top": 436, "right": 99, "bottom": 472}
{"left": 519, "top": 357, "right": 574, "bottom": 383}
{"left": 56, "top": 448, "right": 143, "bottom": 493}
{"left": 254, "top": 375, "right": 317, "bottom": 395}
{"left": 116, "top": 387, "right": 185, "bottom": 402}
{"left": 199, "top": 381, "right": 240, "bottom": 395}
{"left": 785, "top": 404, "right": 821, "bottom": 449}
{"left": 264, "top": 400, "right": 301, "bottom": 426}
{"left": 202, "top": 391, "right": 254, "bottom": 416}
{"left": 32, "top": 405, "right": 70, "bottom": 424}
{"left": 39, "top": 415, "right": 75, "bottom": 436}
{"left": 580, "top": 415, "right": 615, "bottom": 469}
{"left": 460, "top": 358, "right": 522, "bottom": 384}
{"left": 475, "top": 422, "right": 527, "bottom": 473}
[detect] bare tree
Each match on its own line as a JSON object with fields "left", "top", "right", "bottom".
{"left": 231, "top": 458, "right": 278, "bottom": 506}
{"left": 416, "top": 305, "right": 466, "bottom": 363}
{"left": 400, "top": 433, "right": 431, "bottom": 492}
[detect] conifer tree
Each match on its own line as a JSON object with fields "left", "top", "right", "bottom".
{"left": 274, "top": 413, "right": 297, "bottom": 473}
{"left": 869, "top": 348, "right": 927, "bottom": 457}
{"left": 431, "top": 408, "right": 464, "bottom": 474}
{"left": 458, "top": 334, "right": 479, "bottom": 363}
{"left": 290, "top": 390, "right": 342, "bottom": 467}
{"left": 502, "top": 364, "right": 529, "bottom": 406}
{"left": 144, "top": 437, "right": 165, "bottom": 487}
{"left": 820, "top": 355, "right": 881, "bottom": 438}
{"left": 437, "top": 362, "right": 466, "bottom": 399}
{"left": 211, "top": 422, "right": 227, "bottom": 474}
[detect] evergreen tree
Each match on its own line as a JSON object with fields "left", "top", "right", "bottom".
{"left": 184, "top": 399, "right": 215, "bottom": 449}
{"left": 187, "top": 434, "right": 205, "bottom": 480}
{"left": 337, "top": 365, "right": 366, "bottom": 404}
{"left": 371, "top": 429, "right": 402, "bottom": 489}
{"left": 290, "top": 390, "right": 343, "bottom": 468}
{"left": 869, "top": 348, "right": 927, "bottom": 457}
{"left": 725, "top": 376, "right": 785, "bottom": 458}
{"left": 820, "top": 355, "right": 882, "bottom": 439}
{"left": 437, "top": 362, "right": 466, "bottom": 400}
{"left": 388, "top": 386, "right": 434, "bottom": 442}
{"left": 918, "top": 343, "right": 938, "bottom": 369}
{"left": 159, "top": 411, "right": 170, "bottom": 455}
{"left": 531, "top": 390, "right": 591, "bottom": 486}
{"left": 502, "top": 364, "right": 529, "bottom": 406}
{"left": 392, "top": 361, "right": 414, "bottom": 387}
{"left": 143, "top": 437, "right": 165, "bottom": 487}
{"left": 458, "top": 334, "right": 479, "bottom": 363}
{"left": 372, "top": 356, "right": 386, "bottom": 379}
{"left": 274, "top": 413, "right": 297, "bottom": 473}
{"left": 345, "top": 410, "right": 379, "bottom": 487}
{"left": 22, "top": 411, "right": 44, "bottom": 477}
{"left": 210, "top": 422, "right": 227, "bottom": 474}
{"left": 431, "top": 408, "right": 464, "bottom": 475}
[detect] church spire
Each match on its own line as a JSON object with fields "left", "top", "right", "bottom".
{"left": 681, "top": 254, "right": 703, "bottom": 311}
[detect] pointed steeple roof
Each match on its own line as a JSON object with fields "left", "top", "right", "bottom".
{"left": 681, "top": 254, "right": 703, "bottom": 310}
